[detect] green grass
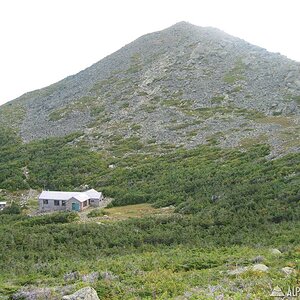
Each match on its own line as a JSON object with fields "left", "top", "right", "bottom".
{"left": 125, "top": 53, "right": 143, "bottom": 74}
{"left": 131, "top": 124, "right": 141, "bottom": 131}
{"left": 182, "top": 106, "right": 264, "bottom": 120}
{"left": 285, "top": 93, "right": 300, "bottom": 105}
{"left": 140, "top": 103, "right": 157, "bottom": 113}
{"left": 48, "top": 95, "right": 103, "bottom": 121}
{"left": 0, "top": 102, "right": 26, "bottom": 128}
{"left": 210, "top": 95, "right": 225, "bottom": 104}
{"left": 293, "top": 95, "right": 300, "bottom": 104}
{"left": 121, "top": 102, "right": 130, "bottom": 109}
{"left": 167, "top": 123, "right": 191, "bottom": 131}
{"left": 87, "top": 208, "right": 106, "bottom": 218}
{"left": 49, "top": 110, "right": 65, "bottom": 121}
{"left": 224, "top": 58, "right": 246, "bottom": 84}
{"left": 161, "top": 98, "right": 192, "bottom": 109}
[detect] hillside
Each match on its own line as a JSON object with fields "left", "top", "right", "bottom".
{"left": 0, "top": 22, "right": 299, "bottom": 299}
{"left": 0, "top": 21, "right": 299, "bottom": 156}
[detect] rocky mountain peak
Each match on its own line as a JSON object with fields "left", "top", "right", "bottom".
{"left": 0, "top": 22, "right": 299, "bottom": 156}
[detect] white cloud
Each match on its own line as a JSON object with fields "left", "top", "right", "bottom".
{"left": 0, "top": 0, "right": 299, "bottom": 105}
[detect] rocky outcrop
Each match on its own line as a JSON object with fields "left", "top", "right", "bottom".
{"left": 252, "top": 264, "right": 269, "bottom": 272}
{"left": 270, "top": 248, "right": 282, "bottom": 255}
{"left": 281, "top": 267, "right": 295, "bottom": 276}
{"left": 1, "top": 22, "right": 299, "bottom": 156}
{"left": 62, "top": 287, "right": 99, "bottom": 300}
{"left": 227, "top": 266, "right": 249, "bottom": 275}
{"left": 12, "top": 285, "right": 75, "bottom": 300}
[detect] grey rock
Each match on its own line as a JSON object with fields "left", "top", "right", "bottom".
{"left": 252, "top": 264, "right": 269, "bottom": 272}
{"left": 12, "top": 287, "right": 53, "bottom": 300}
{"left": 251, "top": 255, "right": 265, "bottom": 264}
{"left": 227, "top": 266, "right": 249, "bottom": 275}
{"left": 211, "top": 195, "right": 220, "bottom": 202}
{"left": 12, "top": 285, "right": 74, "bottom": 300}
{"left": 281, "top": 267, "right": 295, "bottom": 276}
{"left": 270, "top": 248, "right": 282, "bottom": 255}
{"left": 100, "top": 271, "right": 118, "bottom": 281}
{"left": 82, "top": 272, "right": 99, "bottom": 283}
{"left": 62, "top": 287, "right": 99, "bottom": 300}
{"left": 64, "top": 271, "right": 80, "bottom": 282}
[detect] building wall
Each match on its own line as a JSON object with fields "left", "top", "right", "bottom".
{"left": 89, "top": 197, "right": 100, "bottom": 207}
{"left": 39, "top": 199, "right": 67, "bottom": 212}
{"left": 90, "top": 194, "right": 103, "bottom": 207}
{"left": 66, "top": 197, "right": 89, "bottom": 212}
{"left": 39, "top": 195, "right": 101, "bottom": 212}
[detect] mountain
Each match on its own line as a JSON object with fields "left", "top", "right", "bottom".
{"left": 1, "top": 21, "right": 299, "bottom": 156}
{"left": 0, "top": 23, "right": 300, "bottom": 299}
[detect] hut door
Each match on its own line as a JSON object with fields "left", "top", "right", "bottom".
{"left": 72, "top": 202, "right": 80, "bottom": 211}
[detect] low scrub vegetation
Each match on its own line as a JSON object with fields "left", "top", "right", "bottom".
{"left": 87, "top": 209, "right": 106, "bottom": 218}
{"left": 0, "top": 209, "right": 299, "bottom": 298}
{"left": 0, "top": 127, "right": 299, "bottom": 298}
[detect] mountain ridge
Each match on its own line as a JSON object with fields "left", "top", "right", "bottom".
{"left": 1, "top": 21, "right": 299, "bottom": 156}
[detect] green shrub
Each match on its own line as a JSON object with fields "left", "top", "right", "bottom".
{"left": 17, "top": 212, "right": 79, "bottom": 226}
{"left": 87, "top": 209, "right": 106, "bottom": 218}
{"left": 0, "top": 202, "right": 22, "bottom": 215}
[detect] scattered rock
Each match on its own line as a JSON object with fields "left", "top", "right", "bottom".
{"left": 281, "top": 267, "right": 295, "bottom": 276}
{"left": 161, "top": 205, "right": 175, "bottom": 210}
{"left": 82, "top": 272, "right": 99, "bottom": 283}
{"left": 270, "top": 248, "right": 282, "bottom": 255}
{"left": 12, "top": 285, "right": 74, "bottom": 300}
{"left": 251, "top": 255, "right": 264, "bottom": 264}
{"left": 211, "top": 195, "right": 219, "bottom": 202}
{"left": 12, "top": 287, "right": 53, "bottom": 300}
{"left": 62, "top": 287, "right": 99, "bottom": 300}
{"left": 252, "top": 264, "right": 269, "bottom": 272}
{"left": 100, "top": 271, "right": 118, "bottom": 281}
{"left": 64, "top": 271, "right": 80, "bottom": 282}
{"left": 227, "top": 266, "right": 249, "bottom": 276}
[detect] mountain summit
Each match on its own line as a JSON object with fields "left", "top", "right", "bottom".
{"left": 1, "top": 22, "right": 299, "bottom": 155}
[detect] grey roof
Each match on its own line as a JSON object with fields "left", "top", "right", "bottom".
{"left": 85, "top": 189, "right": 102, "bottom": 199}
{"left": 39, "top": 191, "right": 81, "bottom": 201}
{"left": 39, "top": 189, "right": 102, "bottom": 203}
{"left": 70, "top": 193, "right": 90, "bottom": 202}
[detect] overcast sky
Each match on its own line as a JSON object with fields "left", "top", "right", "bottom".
{"left": 0, "top": 0, "right": 299, "bottom": 106}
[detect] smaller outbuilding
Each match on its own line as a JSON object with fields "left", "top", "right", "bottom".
{"left": 0, "top": 202, "right": 7, "bottom": 210}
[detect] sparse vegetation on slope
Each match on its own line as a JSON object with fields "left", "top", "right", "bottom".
{"left": 1, "top": 22, "right": 299, "bottom": 155}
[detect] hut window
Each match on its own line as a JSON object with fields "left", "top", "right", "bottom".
{"left": 62, "top": 200, "right": 66, "bottom": 206}
{"left": 83, "top": 200, "right": 87, "bottom": 207}
{"left": 43, "top": 199, "right": 48, "bottom": 205}
{"left": 54, "top": 200, "right": 60, "bottom": 206}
